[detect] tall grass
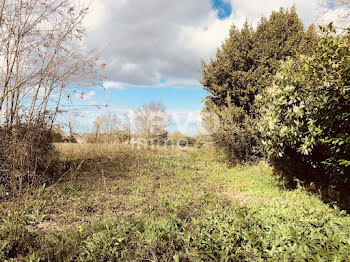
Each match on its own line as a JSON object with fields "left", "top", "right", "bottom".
{"left": 0, "top": 143, "right": 349, "bottom": 261}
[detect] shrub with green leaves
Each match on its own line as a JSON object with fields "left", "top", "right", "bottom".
{"left": 256, "top": 24, "right": 350, "bottom": 189}
{"left": 201, "top": 7, "right": 317, "bottom": 165}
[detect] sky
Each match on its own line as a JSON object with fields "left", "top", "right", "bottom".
{"left": 63, "top": 0, "right": 346, "bottom": 135}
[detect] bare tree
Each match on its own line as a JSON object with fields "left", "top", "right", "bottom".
{"left": 92, "top": 113, "right": 119, "bottom": 143}
{"left": 100, "top": 113, "right": 118, "bottom": 135}
{"left": 122, "top": 112, "right": 131, "bottom": 143}
{"left": 0, "top": 0, "right": 103, "bottom": 127}
{"left": 135, "top": 101, "right": 169, "bottom": 139}
{"left": 93, "top": 116, "right": 103, "bottom": 142}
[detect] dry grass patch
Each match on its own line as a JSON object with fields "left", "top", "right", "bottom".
{"left": 1, "top": 143, "right": 224, "bottom": 230}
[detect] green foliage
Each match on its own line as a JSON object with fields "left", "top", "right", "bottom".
{"left": 189, "top": 206, "right": 350, "bottom": 261}
{"left": 1, "top": 148, "right": 350, "bottom": 261}
{"left": 114, "top": 130, "right": 129, "bottom": 143}
{"left": 256, "top": 24, "right": 350, "bottom": 189}
{"left": 1, "top": 204, "right": 350, "bottom": 261}
{"left": 201, "top": 7, "right": 317, "bottom": 165}
{"left": 179, "top": 137, "right": 196, "bottom": 147}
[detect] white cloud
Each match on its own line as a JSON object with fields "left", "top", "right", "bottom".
{"left": 85, "top": 91, "right": 97, "bottom": 100}
{"left": 317, "top": 6, "right": 350, "bottom": 29}
{"left": 103, "top": 81, "right": 125, "bottom": 89}
{"left": 74, "top": 90, "right": 97, "bottom": 100}
{"left": 84, "top": 0, "right": 324, "bottom": 88}
{"left": 229, "top": 0, "right": 317, "bottom": 25}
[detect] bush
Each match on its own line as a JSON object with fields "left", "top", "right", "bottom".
{"left": 115, "top": 130, "right": 129, "bottom": 143}
{"left": 0, "top": 124, "right": 61, "bottom": 198}
{"left": 207, "top": 107, "right": 261, "bottom": 165}
{"left": 165, "top": 137, "right": 196, "bottom": 147}
{"left": 257, "top": 25, "right": 350, "bottom": 191}
{"left": 179, "top": 137, "right": 196, "bottom": 147}
{"left": 200, "top": 8, "right": 317, "bottom": 165}
{"left": 65, "top": 135, "right": 77, "bottom": 143}
{"left": 52, "top": 130, "right": 64, "bottom": 143}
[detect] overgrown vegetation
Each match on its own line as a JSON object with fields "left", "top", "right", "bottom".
{"left": 201, "top": 6, "right": 349, "bottom": 207}
{"left": 201, "top": 7, "right": 317, "bottom": 165}
{"left": 0, "top": 124, "right": 61, "bottom": 199}
{"left": 257, "top": 25, "right": 350, "bottom": 195}
{"left": 1, "top": 1, "right": 350, "bottom": 260}
{"left": 0, "top": 0, "right": 102, "bottom": 195}
{"left": 1, "top": 144, "right": 349, "bottom": 261}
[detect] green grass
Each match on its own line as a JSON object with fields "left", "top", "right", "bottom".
{"left": 0, "top": 144, "right": 349, "bottom": 261}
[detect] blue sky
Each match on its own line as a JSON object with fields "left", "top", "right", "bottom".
{"left": 65, "top": 81, "right": 207, "bottom": 135}
{"left": 66, "top": 0, "right": 236, "bottom": 135}
{"left": 65, "top": 0, "right": 329, "bottom": 135}
{"left": 98, "top": 86, "right": 206, "bottom": 111}
{"left": 212, "top": 0, "right": 232, "bottom": 19}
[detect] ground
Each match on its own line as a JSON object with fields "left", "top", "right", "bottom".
{"left": 0, "top": 144, "right": 350, "bottom": 261}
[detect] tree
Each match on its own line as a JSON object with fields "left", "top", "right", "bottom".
{"left": 256, "top": 25, "right": 350, "bottom": 190}
{"left": 0, "top": 0, "right": 102, "bottom": 127}
{"left": 122, "top": 112, "right": 132, "bottom": 144}
{"left": 135, "top": 101, "right": 169, "bottom": 141}
{"left": 0, "top": 0, "right": 103, "bottom": 194}
{"left": 67, "top": 121, "right": 76, "bottom": 143}
{"left": 170, "top": 131, "right": 184, "bottom": 140}
{"left": 92, "top": 113, "right": 119, "bottom": 143}
{"left": 93, "top": 116, "right": 103, "bottom": 142}
{"left": 200, "top": 7, "right": 317, "bottom": 164}
{"left": 100, "top": 113, "right": 118, "bottom": 135}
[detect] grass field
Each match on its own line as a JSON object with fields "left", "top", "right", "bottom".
{"left": 1, "top": 143, "right": 350, "bottom": 261}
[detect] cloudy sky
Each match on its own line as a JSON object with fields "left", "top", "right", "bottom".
{"left": 65, "top": 0, "right": 343, "bottom": 134}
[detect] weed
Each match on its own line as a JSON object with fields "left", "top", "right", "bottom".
{"left": 0, "top": 143, "right": 349, "bottom": 260}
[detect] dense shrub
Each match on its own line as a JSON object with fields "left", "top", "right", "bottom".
{"left": 0, "top": 124, "right": 60, "bottom": 198}
{"left": 179, "top": 137, "right": 196, "bottom": 147}
{"left": 51, "top": 130, "right": 64, "bottom": 143}
{"left": 256, "top": 25, "right": 350, "bottom": 191}
{"left": 201, "top": 7, "right": 317, "bottom": 165}
{"left": 165, "top": 137, "right": 196, "bottom": 147}
{"left": 115, "top": 130, "right": 129, "bottom": 143}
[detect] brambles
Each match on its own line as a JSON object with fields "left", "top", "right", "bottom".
{"left": 0, "top": 124, "right": 61, "bottom": 198}
{"left": 0, "top": 0, "right": 102, "bottom": 196}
